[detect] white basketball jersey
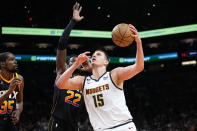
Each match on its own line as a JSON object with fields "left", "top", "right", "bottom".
{"left": 83, "top": 72, "right": 133, "bottom": 131}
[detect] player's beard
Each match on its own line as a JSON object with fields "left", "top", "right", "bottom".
{"left": 9, "top": 67, "right": 18, "bottom": 73}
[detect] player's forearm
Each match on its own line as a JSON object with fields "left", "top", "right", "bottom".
{"left": 57, "top": 19, "right": 76, "bottom": 50}
{"left": 16, "top": 101, "right": 23, "bottom": 114}
{"left": 56, "top": 19, "right": 76, "bottom": 73}
{"left": 56, "top": 61, "right": 79, "bottom": 89}
{"left": 135, "top": 39, "right": 144, "bottom": 72}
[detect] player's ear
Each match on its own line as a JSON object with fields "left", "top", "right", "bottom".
{"left": 0, "top": 61, "right": 6, "bottom": 68}
{"left": 104, "top": 60, "right": 109, "bottom": 66}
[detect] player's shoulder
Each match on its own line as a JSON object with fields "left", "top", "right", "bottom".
{"left": 73, "top": 75, "right": 86, "bottom": 80}
{"left": 17, "top": 73, "right": 24, "bottom": 81}
{"left": 110, "top": 67, "right": 124, "bottom": 83}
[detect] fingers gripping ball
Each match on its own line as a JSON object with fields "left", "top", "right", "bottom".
{"left": 112, "top": 23, "right": 135, "bottom": 47}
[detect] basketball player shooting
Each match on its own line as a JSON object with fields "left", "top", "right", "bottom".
{"left": 56, "top": 24, "right": 144, "bottom": 131}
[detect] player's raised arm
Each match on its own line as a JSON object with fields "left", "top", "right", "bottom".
{"left": 56, "top": 2, "right": 84, "bottom": 82}
{"left": 56, "top": 52, "right": 90, "bottom": 90}
{"left": 111, "top": 25, "right": 144, "bottom": 84}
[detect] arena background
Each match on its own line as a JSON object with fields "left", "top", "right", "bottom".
{"left": 1, "top": 0, "right": 197, "bottom": 130}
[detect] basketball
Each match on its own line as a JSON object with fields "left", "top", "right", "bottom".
{"left": 112, "top": 23, "right": 135, "bottom": 47}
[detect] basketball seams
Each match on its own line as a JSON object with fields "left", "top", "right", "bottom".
{"left": 112, "top": 23, "right": 134, "bottom": 47}
{"left": 113, "top": 40, "right": 123, "bottom": 47}
{"left": 113, "top": 39, "right": 131, "bottom": 43}
{"left": 112, "top": 31, "right": 122, "bottom": 40}
{"left": 122, "top": 24, "right": 129, "bottom": 39}
{"left": 117, "top": 24, "right": 124, "bottom": 39}
{"left": 113, "top": 40, "right": 131, "bottom": 47}
{"left": 124, "top": 35, "right": 133, "bottom": 38}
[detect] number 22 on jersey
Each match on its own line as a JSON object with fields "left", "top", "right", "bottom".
{"left": 65, "top": 90, "right": 81, "bottom": 107}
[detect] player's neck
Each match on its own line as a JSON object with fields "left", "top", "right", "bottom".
{"left": 0, "top": 70, "right": 14, "bottom": 80}
{"left": 92, "top": 66, "right": 106, "bottom": 80}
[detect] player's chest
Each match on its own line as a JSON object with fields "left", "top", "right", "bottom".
{"left": 0, "top": 81, "right": 19, "bottom": 99}
{"left": 84, "top": 79, "right": 111, "bottom": 95}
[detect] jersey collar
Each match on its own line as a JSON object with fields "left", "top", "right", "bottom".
{"left": 0, "top": 73, "right": 17, "bottom": 83}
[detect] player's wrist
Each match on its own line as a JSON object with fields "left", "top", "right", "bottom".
{"left": 8, "top": 87, "right": 15, "bottom": 92}
{"left": 74, "top": 60, "right": 81, "bottom": 67}
{"left": 136, "top": 37, "right": 142, "bottom": 45}
{"left": 71, "top": 18, "right": 77, "bottom": 23}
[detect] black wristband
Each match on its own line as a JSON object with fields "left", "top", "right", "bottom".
{"left": 57, "top": 19, "right": 77, "bottom": 50}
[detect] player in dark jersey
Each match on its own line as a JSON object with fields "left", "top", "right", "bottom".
{"left": 48, "top": 2, "right": 91, "bottom": 131}
{"left": 0, "top": 52, "right": 24, "bottom": 131}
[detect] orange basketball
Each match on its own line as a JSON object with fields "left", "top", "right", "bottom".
{"left": 112, "top": 23, "right": 135, "bottom": 47}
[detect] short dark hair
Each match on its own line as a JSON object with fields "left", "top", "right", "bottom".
{"left": 95, "top": 49, "right": 109, "bottom": 62}
{"left": 0, "top": 52, "right": 11, "bottom": 62}
{"left": 68, "top": 54, "right": 78, "bottom": 64}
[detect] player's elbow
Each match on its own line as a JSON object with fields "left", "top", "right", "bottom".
{"left": 56, "top": 79, "right": 70, "bottom": 89}
{"left": 136, "top": 64, "right": 144, "bottom": 73}
{"left": 56, "top": 81, "right": 64, "bottom": 89}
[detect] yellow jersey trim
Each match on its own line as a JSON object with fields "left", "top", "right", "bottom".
{"left": 0, "top": 73, "right": 16, "bottom": 83}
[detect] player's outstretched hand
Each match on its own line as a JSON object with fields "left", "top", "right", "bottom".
{"left": 73, "top": 2, "right": 84, "bottom": 22}
{"left": 129, "top": 24, "right": 142, "bottom": 44}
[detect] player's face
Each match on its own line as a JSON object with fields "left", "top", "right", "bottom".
{"left": 91, "top": 51, "right": 108, "bottom": 67}
{"left": 68, "top": 56, "right": 77, "bottom": 67}
{"left": 5, "top": 53, "right": 18, "bottom": 73}
{"left": 68, "top": 56, "right": 81, "bottom": 69}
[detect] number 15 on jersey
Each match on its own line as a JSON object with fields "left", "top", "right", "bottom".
{"left": 92, "top": 94, "right": 104, "bottom": 108}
